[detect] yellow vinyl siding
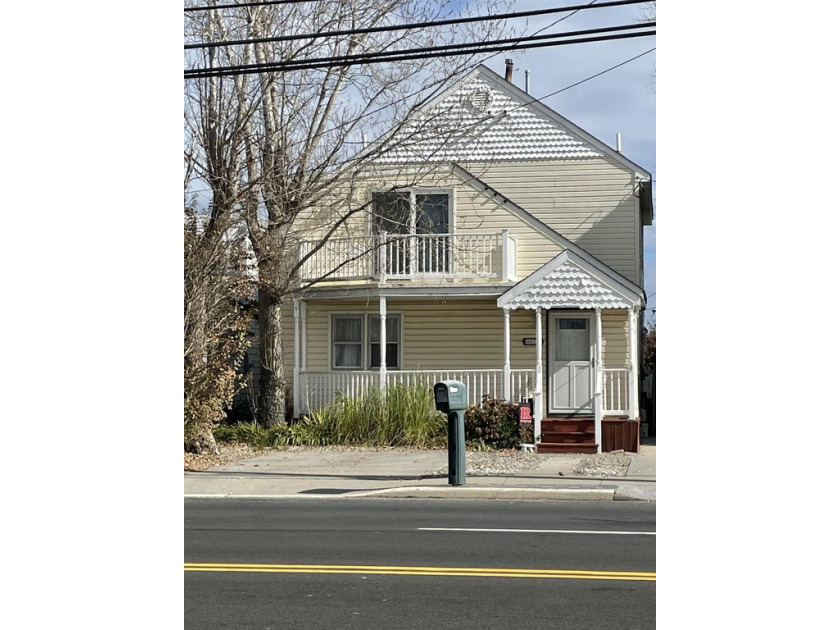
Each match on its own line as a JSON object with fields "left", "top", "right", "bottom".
{"left": 460, "top": 159, "right": 641, "bottom": 284}
{"left": 300, "top": 300, "right": 630, "bottom": 373}
{"left": 602, "top": 310, "right": 629, "bottom": 369}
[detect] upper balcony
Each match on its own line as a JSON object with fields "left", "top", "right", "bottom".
{"left": 299, "top": 230, "right": 518, "bottom": 285}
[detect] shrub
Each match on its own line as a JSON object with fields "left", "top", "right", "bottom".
{"left": 465, "top": 396, "right": 533, "bottom": 450}
{"left": 212, "top": 383, "right": 447, "bottom": 448}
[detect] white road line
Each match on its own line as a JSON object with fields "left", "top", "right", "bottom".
{"left": 418, "top": 528, "right": 655, "bottom": 535}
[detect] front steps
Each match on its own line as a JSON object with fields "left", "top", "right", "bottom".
{"left": 537, "top": 416, "right": 597, "bottom": 454}
{"left": 536, "top": 415, "right": 640, "bottom": 454}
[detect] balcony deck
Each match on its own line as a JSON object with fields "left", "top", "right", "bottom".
{"left": 299, "top": 231, "right": 517, "bottom": 284}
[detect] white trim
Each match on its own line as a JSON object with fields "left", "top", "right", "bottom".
{"left": 301, "top": 301, "right": 308, "bottom": 414}
{"left": 293, "top": 301, "right": 301, "bottom": 418}
{"left": 628, "top": 307, "right": 639, "bottom": 420}
{"left": 534, "top": 308, "right": 543, "bottom": 441}
{"left": 594, "top": 308, "right": 603, "bottom": 454}
{"left": 379, "top": 297, "right": 387, "bottom": 389}
{"left": 503, "top": 308, "right": 511, "bottom": 401}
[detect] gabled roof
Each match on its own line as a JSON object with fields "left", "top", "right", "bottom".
{"left": 452, "top": 163, "right": 644, "bottom": 299}
{"left": 497, "top": 250, "right": 644, "bottom": 311}
{"left": 378, "top": 65, "right": 651, "bottom": 179}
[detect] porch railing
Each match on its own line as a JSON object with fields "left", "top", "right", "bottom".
{"left": 298, "top": 231, "right": 517, "bottom": 282}
{"left": 301, "top": 369, "right": 534, "bottom": 413}
{"left": 602, "top": 368, "right": 630, "bottom": 415}
{"left": 300, "top": 368, "right": 631, "bottom": 416}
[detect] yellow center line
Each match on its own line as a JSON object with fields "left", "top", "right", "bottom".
{"left": 184, "top": 563, "right": 655, "bottom": 581}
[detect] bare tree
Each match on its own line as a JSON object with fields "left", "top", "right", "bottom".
{"left": 184, "top": 0, "right": 516, "bottom": 426}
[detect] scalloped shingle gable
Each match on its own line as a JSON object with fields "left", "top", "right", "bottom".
{"left": 379, "top": 71, "right": 603, "bottom": 163}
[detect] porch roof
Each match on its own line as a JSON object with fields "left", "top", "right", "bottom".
{"left": 497, "top": 250, "right": 643, "bottom": 311}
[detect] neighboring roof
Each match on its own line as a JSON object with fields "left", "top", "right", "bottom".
{"left": 377, "top": 65, "right": 651, "bottom": 179}
{"left": 498, "top": 250, "right": 643, "bottom": 311}
{"left": 452, "top": 163, "right": 644, "bottom": 299}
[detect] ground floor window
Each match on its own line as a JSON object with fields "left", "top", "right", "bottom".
{"left": 331, "top": 313, "right": 401, "bottom": 370}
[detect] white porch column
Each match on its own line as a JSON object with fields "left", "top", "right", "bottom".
{"left": 628, "top": 306, "right": 639, "bottom": 420}
{"left": 534, "top": 307, "right": 543, "bottom": 443}
{"left": 301, "top": 300, "right": 308, "bottom": 415}
{"left": 293, "top": 301, "right": 301, "bottom": 419}
{"left": 503, "top": 308, "right": 511, "bottom": 401}
{"left": 379, "top": 296, "right": 387, "bottom": 390}
{"left": 594, "top": 307, "right": 603, "bottom": 454}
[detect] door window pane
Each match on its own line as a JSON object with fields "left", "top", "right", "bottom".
{"left": 556, "top": 318, "right": 589, "bottom": 361}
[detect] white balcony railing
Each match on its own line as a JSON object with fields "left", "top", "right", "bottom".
{"left": 299, "top": 231, "right": 518, "bottom": 283}
{"left": 301, "top": 369, "right": 535, "bottom": 413}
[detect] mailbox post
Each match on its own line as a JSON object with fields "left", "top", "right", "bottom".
{"left": 433, "top": 380, "right": 467, "bottom": 486}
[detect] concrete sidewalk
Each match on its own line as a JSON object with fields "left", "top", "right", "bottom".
{"left": 184, "top": 440, "right": 656, "bottom": 502}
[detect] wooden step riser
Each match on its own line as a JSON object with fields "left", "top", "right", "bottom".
{"left": 541, "top": 423, "right": 595, "bottom": 433}
{"left": 538, "top": 444, "right": 598, "bottom": 454}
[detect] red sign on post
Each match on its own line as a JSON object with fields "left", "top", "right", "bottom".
{"left": 519, "top": 405, "right": 532, "bottom": 423}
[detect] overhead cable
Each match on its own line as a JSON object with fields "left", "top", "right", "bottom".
{"left": 185, "top": 0, "right": 651, "bottom": 50}
{"left": 185, "top": 22, "right": 655, "bottom": 78}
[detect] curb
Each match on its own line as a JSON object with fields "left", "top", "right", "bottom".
{"left": 184, "top": 487, "right": 622, "bottom": 501}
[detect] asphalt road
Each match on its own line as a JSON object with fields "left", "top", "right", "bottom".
{"left": 185, "top": 498, "right": 656, "bottom": 629}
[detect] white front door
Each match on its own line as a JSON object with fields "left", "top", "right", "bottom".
{"left": 549, "top": 313, "right": 594, "bottom": 414}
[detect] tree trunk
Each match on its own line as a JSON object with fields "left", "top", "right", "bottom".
{"left": 258, "top": 278, "right": 286, "bottom": 427}
{"left": 184, "top": 423, "right": 219, "bottom": 455}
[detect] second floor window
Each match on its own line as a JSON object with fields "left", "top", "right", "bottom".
{"left": 372, "top": 190, "right": 451, "bottom": 274}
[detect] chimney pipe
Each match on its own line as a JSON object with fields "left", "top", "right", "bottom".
{"left": 504, "top": 59, "right": 514, "bottom": 82}
{"left": 525, "top": 69, "right": 531, "bottom": 94}
{"left": 616, "top": 132, "right": 622, "bottom": 153}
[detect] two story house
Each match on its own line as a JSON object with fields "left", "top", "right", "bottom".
{"left": 265, "top": 63, "right": 652, "bottom": 454}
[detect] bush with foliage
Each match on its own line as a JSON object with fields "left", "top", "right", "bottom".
{"left": 643, "top": 324, "right": 656, "bottom": 374}
{"left": 184, "top": 207, "right": 255, "bottom": 455}
{"left": 464, "top": 396, "right": 534, "bottom": 449}
{"left": 215, "top": 383, "right": 447, "bottom": 448}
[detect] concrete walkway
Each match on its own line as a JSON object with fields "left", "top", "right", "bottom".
{"left": 184, "top": 440, "right": 655, "bottom": 502}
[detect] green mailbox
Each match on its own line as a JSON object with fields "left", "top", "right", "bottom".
{"left": 434, "top": 380, "right": 467, "bottom": 413}
{"left": 434, "top": 380, "right": 467, "bottom": 486}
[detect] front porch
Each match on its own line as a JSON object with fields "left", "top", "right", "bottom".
{"left": 299, "top": 367, "right": 632, "bottom": 418}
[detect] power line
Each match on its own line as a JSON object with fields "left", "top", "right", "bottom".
{"left": 185, "top": 0, "right": 603, "bottom": 152}
{"left": 185, "top": 46, "right": 655, "bottom": 194}
{"left": 185, "top": 22, "right": 655, "bottom": 78}
{"left": 184, "top": 0, "right": 326, "bottom": 12}
{"left": 185, "top": 0, "right": 652, "bottom": 50}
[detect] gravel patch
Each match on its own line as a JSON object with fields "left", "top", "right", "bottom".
{"left": 422, "top": 450, "right": 543, "bottom": 477}
{"left": 572, "top": 451, "right": 632, "bottom": 477}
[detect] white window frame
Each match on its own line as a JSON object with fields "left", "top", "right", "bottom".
{"left": 329, "top": 312, "right": 403, "bottom": 371}
{"left": 370, "top": 188, "right": 455, "bottom": 237}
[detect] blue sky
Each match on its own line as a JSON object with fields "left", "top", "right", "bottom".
{"left": 479, "top": 1, "right": 656, "bottom": 324}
